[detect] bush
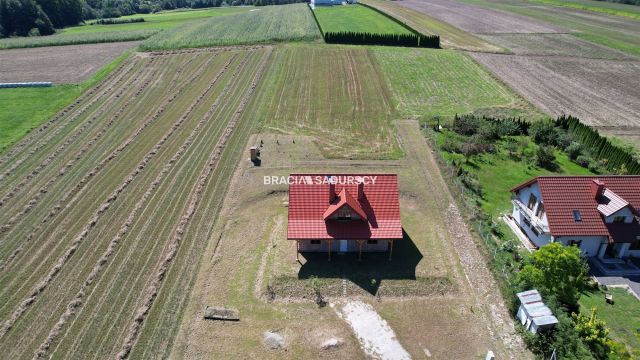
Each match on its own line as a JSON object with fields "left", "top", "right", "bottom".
{"left": 452, "top": 114, "right": 481, "bottom": 136}
{"left": 496, "top": 119, "right": 523, "bottom": 137}
{"left": 440, "top": 136, "right": 461, "bottom": 153}
{"left": 528, "top": 120, "right": 559, "bottom": 146}
{"left": 575, "top": 155, "right": 590, "bottom": 168}
{"left": 478, "top": 121, "right": 501, "bottom": 141}
{"left": 460, "top": 172, "right": 483, "bottom": 197}
{"left": 536, "top": 145, "right": 556, "bottom": 170}
{"left": 566, "top": 141, "right": 583, "bottom": 160}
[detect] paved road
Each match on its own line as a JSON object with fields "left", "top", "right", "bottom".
{"left": 589, "top": 259, "right": 640, "bottom": 298}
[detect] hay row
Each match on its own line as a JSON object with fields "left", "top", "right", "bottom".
{"left": 116, "top": 47, "right": 272, "bottom": 359}
{"left": 0, "top": 54, "right": 214, "bottom": 275}
{"left": 0, "top": 58, "right": 160, "bottom": 232}
{"left": 31, "top": 53, "right": 243, "bottom": 359}
{"left": 0, "top": 54, "right": 224, "bottom": 336}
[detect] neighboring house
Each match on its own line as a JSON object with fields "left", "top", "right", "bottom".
{"left": 310, "top": 0, "right": 357, "bottom": 9}
{"left": 510, "top": 176, "right": 640, "bottom": 259}
{"left": 287, "top": 174, "right": 402, "bottom": 261}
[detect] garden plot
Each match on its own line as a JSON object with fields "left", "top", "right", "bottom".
{"left": 0, "top": 42, "right": 139, "bottom": 83}
{"left": 470, "top": 53, "right": 640, "bottom": 130}
{"left": 0, "top": 46, "right": 272, "bottom": 359}
{"left": 170, "top": 125, "right": 531, "bottom": 359}
{"left": 396, "top": 0, "right": 565, "bottom": 34}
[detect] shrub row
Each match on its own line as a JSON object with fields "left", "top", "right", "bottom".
{"left": 92, "top": 17, "right": 145, "bottom": 25}
{"left": 556, "top": 115, "right": 640, "bottom": 174}
{"left": 323, "top": 31, "right": 439, "bottom": 48}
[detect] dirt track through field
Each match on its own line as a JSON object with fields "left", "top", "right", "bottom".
{"left": 0, "top": 46, "right": 272, "bottom": 359}
{"left": 0, "top": 42, "right": 140, "bottom": 84}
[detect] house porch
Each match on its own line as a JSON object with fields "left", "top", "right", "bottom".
{"left": 294, "top": 239, "right": 395, "bottom": 261}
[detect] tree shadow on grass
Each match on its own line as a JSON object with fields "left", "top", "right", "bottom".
{"left": 297, "top": 229, "right": 422, "bottom": 296}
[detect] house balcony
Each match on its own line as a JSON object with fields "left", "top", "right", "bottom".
{"left": 512, "top": 199, "right": 550, "bottom": 233}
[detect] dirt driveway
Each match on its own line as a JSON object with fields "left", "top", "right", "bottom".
{"left": 0, "top": 41, "right": 140, "bottom": 84}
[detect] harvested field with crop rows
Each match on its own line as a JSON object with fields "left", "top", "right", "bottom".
{"left": 0, "top": 46, "right": 272, "bottom": 359}
{"left": 140, "top": 4, "right": 321, "bottom": 51}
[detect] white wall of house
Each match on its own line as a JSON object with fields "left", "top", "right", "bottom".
{"left": 604, "top": 207, "right": 635, "bottom": 223}
{"left": 512, "top": 182, "right": 552, "bottom": 247}
{"left": 555, "top": 236, "right": 606, "bottom": 257}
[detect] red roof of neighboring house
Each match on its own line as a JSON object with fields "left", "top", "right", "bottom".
{"left": 511, "top": 176, "right": 640, "bottom": 242}
{"left": 287, "top": 174, "right": 402, "bottom": 240}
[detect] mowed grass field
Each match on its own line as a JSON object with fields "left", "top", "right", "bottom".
{"left": 372, "top": 47, "right": 543, "bottom": 121}
{"left": 140, "top": 4, "right": 322, "bottom": 50}
{"left": 313, "top": 4, "right": 412, "bottom": 34}
{"left": 0, "top": 7, "right": 249, "bottom": 49}
{"left": 253, "top": 45, "right": 400, "bottom": 159}
{"left": 0, "top": 46, "right": 272, "bottom": 359}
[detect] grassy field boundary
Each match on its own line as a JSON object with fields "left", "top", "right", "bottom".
{"left": 528, "top": 0, "right": 640, "bottom": 20}
{"left": 359, "top": 1, "right": 423, "bottom": 36}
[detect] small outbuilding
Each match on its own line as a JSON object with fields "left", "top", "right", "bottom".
{"left": 516, "top": 289, "right": 558, "bottom": 334}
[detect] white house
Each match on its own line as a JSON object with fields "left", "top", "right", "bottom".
{"left": 516, "top": 289, "right": 558, "bottom": 334}
{"left": 510, "top": 176, "right": 640, "bottom": 260}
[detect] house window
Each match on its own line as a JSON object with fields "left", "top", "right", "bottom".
{"left": 523, "top": 218, "right": 531, "bottom": 228}
{"left": 613, "top": 216, "right": 626, "bottom": 223}
{"left": 568, "top": 240, "right": 582, "bottom": 248}
{"left": 531, "top": 227, "right": 540, "bottom": 237}
{"left": 630, "top": 241, "right": 640, "bottom": 250}
{"left": 535, "top": 203, "right": 545, "bottom": 218}
{"left": 311, "top": 240, "right": 321, "bottom": 245}
{"left": 527, "top": 194, "right": 538, "bottom": 210}
{"left": 337, "top": 208, "right": 352, "bottom": 221}
{"left": 572, "top": 210, "right": 582, "bottom": 222}
{"left": 367, "top": 240, "right": 378, "bottom": 245}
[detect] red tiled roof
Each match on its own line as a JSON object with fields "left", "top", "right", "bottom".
{"left": 288, "top": 174, "right": 402, "bottom": 240}
{"left": 323, "top": 188, "right": 368, "bottom": 221}
{"left": 511, "top": 176, "right": 640, "bottom": 241}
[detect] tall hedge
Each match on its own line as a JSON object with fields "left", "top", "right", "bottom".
{"left": 323, "top": 31, "right": 439, "bottom": 48}
{"left": 556, "top": 115, "right": 640, "bottom": 174}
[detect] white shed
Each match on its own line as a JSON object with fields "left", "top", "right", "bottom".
{"left": 516, "top": 289, "right": 558, "bottom": 334}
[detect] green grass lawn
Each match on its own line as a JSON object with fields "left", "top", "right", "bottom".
{"left": 372, "top": 47, "right": 544, "bottom": 121}
{"left": 0, "top": 7, "right": 249, "bottom": 49}
{"left": 0, "top": 52, "right": 129, "bottom": 153}
{"left": 313, "top": 4, "right": 413, "bottom": 34}
{"left": 436, "top": 132, "right": 593, "bottom": 217}
{"left": 64, "top": 7, "right": 251, "bottom": 34}
{"left": 528, "top": 0, "right": 640, "bottom": 20}
{"left": 580, "top": 288, "right": 640, "bottom": 357}
{"left": 140, "top": 4, "right": 321, "bottom": 50}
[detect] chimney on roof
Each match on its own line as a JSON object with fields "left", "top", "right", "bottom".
{"left": 357, "top": 180, "right": 364, "bottom": 201}
{"left": 591, "top": 179, "right": 605, "bottom": 200}
{"left": 329, "top": 177, "right": 336, "bottom": 204}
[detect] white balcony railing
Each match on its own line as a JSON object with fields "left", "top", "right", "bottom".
{"left": 512, "top": 199, "right": 550, "bottom": 233}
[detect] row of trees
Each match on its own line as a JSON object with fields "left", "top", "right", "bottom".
{"left": 556, "top": 115, "right": 640, "bottom": 174}
{"left": 324, "top": 31, "right": 439, "bottom": 48}
{"left": 0, "top": 0, "right": 82, "bottom": 37}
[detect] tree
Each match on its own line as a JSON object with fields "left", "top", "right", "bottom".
{"left": 535, "top": 145, "right": 557, "bottom": 170}
{"left": 528, "top": 120, "right": 559, "bottom": 146}
{"left": 0, "top": 0, "right": 54, "bottom": 37}
{"left": 36, "top": 0, "right": 83, "bottom": 28}
{"left": 572, "top": 308, "right": 611, "bottom": 359}
{"left": 517, "top": 242, "right": 590, "bottom": 309}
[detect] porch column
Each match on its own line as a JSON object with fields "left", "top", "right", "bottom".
{"left": 296, "top": 240, "right": 299, "bottom": 262}
{"left": 328, "top": 240, "right": 332, "bottom": 262}
{"left": 618, "top": 243, "right": 631, "bottom": 259}
{"left": 389, "top": 239, "right": 394, "bottom": 261}
{"left": 357, "top": 240, "right": 364, "bottom": 262}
